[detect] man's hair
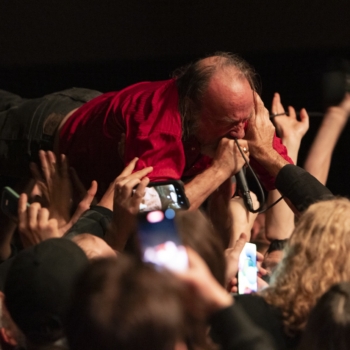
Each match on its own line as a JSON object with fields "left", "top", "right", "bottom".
{"left": 262, "top": 198, "right": 350, "bottom": 335}
{"left": 173, "top": 52, "right": 260, "bottom": 138}
{"left": 66, "top": 256, "right": 189, "bottom": 350}
{"left": 299, "top": 282, "right": 350, "bottom": 350}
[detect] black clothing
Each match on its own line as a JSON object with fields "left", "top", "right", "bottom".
{"left": 235, "top": 294, "right": 301, "bottom": 350}
{"left": 210, "top": 302, "right": 277, "bottom": 350}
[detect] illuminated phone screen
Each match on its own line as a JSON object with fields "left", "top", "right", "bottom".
{"left": 137, "top": 209, "right": 188, "bottom": 272}
{"left": 139, "top": 183, "right": 188, "bottom": 212}
{"left": 238, "top": 243, "right": 257, "bottom": 294}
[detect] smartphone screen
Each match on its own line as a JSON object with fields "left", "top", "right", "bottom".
{"left": 137, "top": 209, "right": 188, "bottom": 271}
{"left": 139, "top": 181, "right": 189, "bottom": 212}
{"left": 238, "top": 243, "right": 257, "bottom": 294}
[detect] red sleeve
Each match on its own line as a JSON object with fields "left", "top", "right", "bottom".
{"left": 125, "top": 131, "right": 185, "bottom": 181}
{"left": 249, "top": 133, "right": 293, "bottom": 191}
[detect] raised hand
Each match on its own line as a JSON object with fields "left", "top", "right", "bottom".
{"left": 30, "top": 150, "right": 72, "bottom": 227}
{"left": 103, "top": 158, "right": 153, "bottom": 252}
{"left": 18, "top": 193, "right": 60, "bottom": 248}
{"left": 270, "top": 93, "right": 309, "bottom": 163}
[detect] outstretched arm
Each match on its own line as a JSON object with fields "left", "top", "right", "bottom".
{"left": 304, "top": 93, "right": 350, "bottom": 185}
{"left": 265, "top": 93, "right": 309, "bottom": 240}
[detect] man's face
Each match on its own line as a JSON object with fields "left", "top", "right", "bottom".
{"left": 194, "top": 70, "right": 254, "bottom": 148}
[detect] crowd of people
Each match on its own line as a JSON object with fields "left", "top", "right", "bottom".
{"left": 0, "top": 52, "right": 350, "bottom": 350}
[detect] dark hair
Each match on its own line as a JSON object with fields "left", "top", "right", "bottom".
{"left": 173, "top": 52, "right": 260, "bottom": 138}
{"left": 298, "top": 282, "right": 350, "bottom": 350}
{"left": 266, "top": 239, "right": 288, "bottom": 255}
{"left": 66, "top": 257, "right": 188, "bottom": 350}
{"left": 175, "top": 210, "right": 226, "bottom": 286}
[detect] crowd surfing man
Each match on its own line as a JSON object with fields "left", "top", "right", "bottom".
{"left": 0, "top": 52, "right": 292, "bottom": 208}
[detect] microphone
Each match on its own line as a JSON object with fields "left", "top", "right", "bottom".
{"left": 236, "top": 168, "right": 254, "bottom": 212}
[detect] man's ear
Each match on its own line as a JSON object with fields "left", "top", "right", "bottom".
{"left": 0, "top": 291, "right": 19, "bottom": 347}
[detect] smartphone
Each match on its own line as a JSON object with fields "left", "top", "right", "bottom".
{"left": 238, "top": 242, "right": 258, "bottom": 294}
{"left": 1, "top": 186, "right": 29, "bottom": 219}
{"left": 139, "top": 180, "right": 189, "bottom": 212}
{"left": 137, "top": 209, "right": 188, "bottom": 272}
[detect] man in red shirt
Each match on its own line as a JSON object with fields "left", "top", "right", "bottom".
{"left": 57, "top": 53, "right": 291, "bottom": 209}
{"left": 0, "top": 52, "right": 292, "bottom": 210}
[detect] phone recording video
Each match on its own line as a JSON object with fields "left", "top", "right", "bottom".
{"left": 137, "top": 209, "right": 188, "bottom": 272}
{"left": 139, "top": 181, "right": 189, "bottom": 212}
{"left": 238, "top": 242, "right": 258, "bottom": 294}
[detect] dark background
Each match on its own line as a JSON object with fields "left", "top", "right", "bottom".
{"left": 1, "top": 0, "right": 350, "bottom": 195}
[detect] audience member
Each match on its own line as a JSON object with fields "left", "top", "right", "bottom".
{"left": 236, "top": 198, "right": 350, "bottom": 349}
{"left": 298, "top": 282, "right": 350, "bottom": 350}
{"left": 1, "top": 52, "right": 346, "bottom": 350}
{"left": 1, "top": 239, "right": 88, "bottom": 350}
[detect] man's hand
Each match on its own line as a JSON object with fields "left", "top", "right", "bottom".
{"left": 212, "top": 138, "right": 249, "bottom": 179}
{"left": 18, "top": 193, "right": 60, "bottom": 248}
{"left": 245, "top": 94, "right": 276, "bottom": 155}
{"left": 245, "top": 94, "right": 289, "bottom": 178}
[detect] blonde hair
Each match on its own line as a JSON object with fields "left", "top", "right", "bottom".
{"left": 263, "top": 197, "right": 350, "bottom": 335}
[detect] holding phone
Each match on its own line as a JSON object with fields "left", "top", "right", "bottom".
{"left": 139, "top": 180, "right": 189, "bottom": 212}
{"left": 137, "top": 209, "right": 188, "bottom": 272}
{"left": 1, "top": 186, "right": 29, "bottom": 219}
{"left": 238, "top": 242, "right": 258, "bottom": 294}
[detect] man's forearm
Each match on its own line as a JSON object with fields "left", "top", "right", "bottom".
{"left": 184, "top": 166, "right": 229, "bottom": 210}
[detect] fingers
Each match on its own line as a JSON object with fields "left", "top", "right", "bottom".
{"left": 37, "top": 208, "right": 50, "bottom": 228}
{"left": 287, "top": 106, "right": 297, "bottom": 120}
{"left": 116, "top": 166, "right": 153, "bottom": 187}
{"left": 271, "top": 93, "right": 284, "bottom": 114}
{"left": 18, "top": 193, "right": 28, "bottom": 230}
{"left": 299, "top": 108, "right": 310, "bottom": 128}
{"left": 70, "top": 181, "right": 98, "bottom": 225}
{"left": 118, "top": 157, "right": 139, "bottom": 177}
{"left": 133, "top": 177, "right": 150, "bottom": 199}
{"left": 39, "top": 150, "right": 51, "bottom": 182}
{"left": 28, "top": 202, "right": 41, "bottom": 231}
{"left": 59, "top": 154, "right": 69, "bottom": 178}
{"left": 232, "top": 233, "right": 248, "bottom": 254}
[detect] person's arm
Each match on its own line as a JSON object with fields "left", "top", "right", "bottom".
{"left": 265, "top": 93, "right": 309, "bottom": 240}
{"left": 245, "top": 94, "right": 333, "bottom": 215}
{"left": 103, "top": 158, "right": 152, "bottom": 252}
{"left": 185, "top": 138, "right": 249, "bottom": 210}
{"left": 304, "top": 93, "right": 350, "bottom": 185}
{"left": 176, "top": 247, "right": 277, "bottom": 350}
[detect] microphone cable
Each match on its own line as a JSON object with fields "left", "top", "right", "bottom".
{"left": 234, "top": 139, "right": 284, "bottom": 214}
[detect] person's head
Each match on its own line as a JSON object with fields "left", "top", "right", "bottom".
{"left": 263, "top": 198, "right": 350, "bottom": 335}
{"left": 65, "top": 256, "right": 190, "bottom": 350}
{"left": 175, "top": 210, "right": 226, "bottom": 286}
{"left": 3, "top": 238, "right": 88, "bottom": 347}
{"left": 262, "top": 239, "right": 288, "bottom": 276}
{"left": 298, "top": 282, "right": 350, "bottom": 350}
{"left": 175, "top": 52, "right": 259, "bottom": 147}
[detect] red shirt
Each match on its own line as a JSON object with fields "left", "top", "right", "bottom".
{"left": 59, "top": 79, "right": 292, "bottom": 196}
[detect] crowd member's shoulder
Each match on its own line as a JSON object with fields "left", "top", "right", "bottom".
{"left": 234, "top": 293, "right": 300, "bottom": 350}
